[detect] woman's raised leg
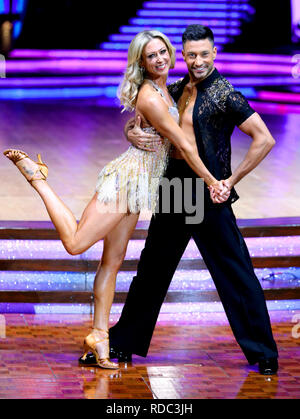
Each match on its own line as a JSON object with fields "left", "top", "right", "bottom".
{"left": 4, "top": 149, "right": 127, "bottom": 255}
{"left": 28, "top": 183, "right": 126, "bottom": 255}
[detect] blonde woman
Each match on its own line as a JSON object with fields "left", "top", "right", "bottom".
{"left": 3, "top": 30, "right": 228, "bottom": 369}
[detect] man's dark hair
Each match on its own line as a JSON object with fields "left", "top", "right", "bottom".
{"left": 182, "top": 24, "right": 214, "bottom": 46}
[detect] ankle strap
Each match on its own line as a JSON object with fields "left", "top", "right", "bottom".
{"left": 92, "top": 327, "right": 108, "bottom": 334}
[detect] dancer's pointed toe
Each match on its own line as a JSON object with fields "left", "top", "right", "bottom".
{"left": 3, "top": 148, "right": 48, "bottom": 183}
{"left": 3, "top": 148, "right": 28, "bottom": 163}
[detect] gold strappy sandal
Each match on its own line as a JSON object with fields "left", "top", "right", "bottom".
{"left": 82, "top": 328, "right": 119, "bottom": 370}
{"left": 3, "top": 149, "right": 48, "bottom": 183}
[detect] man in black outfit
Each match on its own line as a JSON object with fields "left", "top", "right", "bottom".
{"left": 81, "top": 25, "right": 278, "bottom": 375}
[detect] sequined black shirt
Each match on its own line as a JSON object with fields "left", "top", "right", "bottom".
{"left": 167, "top": 68, "right": 256, "bottom": 204}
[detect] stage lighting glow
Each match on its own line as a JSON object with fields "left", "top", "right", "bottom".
{"left": 12, "top": 0, "right": 25, "bottom": 13}
{"left": 258, "top": 91, "right": 300, "bottom": 103}
{"left": 108, "top": 34, "right": 230, "bottom": 44}
{"left": 129, "top": 18, "right": 241, "bottom": 27}
{"left": 4, "top": 58, "right": 293, "bottom": 76}
{"left": 0, "top": 0, "right": 25, "bottom": 14}
{"left": 249, "top": 100, "right": 300, "bottom": 115}
{"left": 137, "top": 10, "right": 245, "bottom": 19}
{"left": 100, "top": 43, "right": 223, "bottom": 51}
{"left": 0, "top": 85, "right": 256, "bottom": 100}
{"left": 1, "top": 75, "right": 298, "bottom": 91}
{"left": 5, "top": 58, "right": 128, "bottom": 73}
{"left": 0, "top": 86, "right": 118, "bottom": 99}
{"left": 0, "top": 0, "right": 9, "bottom": 14}
{"left": 143, "top": 2, "right": 253, "bottom": 12}
{"left": 1, "top": 0, "right": 294, "bottom": 110}
{"left": 119, "top": 26, "right": 241, "bottom": 36}
{"left": 13, "top": 20, "right": 22, "bottom": 38}
{"left": 1, "top": 299, "right": 300, "bottom": 315}
{"left": 9, "top": 49, "right": 294, "bottom": 64}
{"left": 9, "top": 49, "right": 129, "bottom": 58}
{"left": 0, "top": 75, "right": 123, "bottom": 87}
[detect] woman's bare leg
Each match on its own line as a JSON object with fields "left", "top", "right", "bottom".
{"left": 5, "top": 153, "right": 127, "bottom": 255}
{"left": 31, "top": 178, "right": 126, "bottom": 254}
{"left": 92, "top": 212, "right": 139, "bottom": 331}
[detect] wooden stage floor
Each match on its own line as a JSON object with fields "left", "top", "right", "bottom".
{"left": 0, "top": 310, "right": 300, "bottom": 399}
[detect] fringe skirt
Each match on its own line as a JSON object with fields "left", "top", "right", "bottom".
{"left": 95, "top": 142, "right": 170, "bottom": 214}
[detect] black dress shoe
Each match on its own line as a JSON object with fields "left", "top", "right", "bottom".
{"left": 78, "top": 348, "right": 132, "bottom": 365}
{"left": 248, "top": 358, "right": 258, "bottom": 366}
{"left": 258, "top": 358, "right": 278, "bottom": 375}
{"left": 78, "top": 352, "right": 97, "bottom": 365}
{"left": 110, "top": 347, "right": 132, "bottom": 362}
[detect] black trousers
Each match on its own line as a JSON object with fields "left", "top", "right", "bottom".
{"left": 109, "top": 159, "right": 278, "bottom": 363}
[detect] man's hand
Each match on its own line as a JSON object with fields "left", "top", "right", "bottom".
{"left": 128, "top": 115, "right": 163, "bottom": 152}
{"left": 208, "top": 179, "right": 232, "bottom": 204}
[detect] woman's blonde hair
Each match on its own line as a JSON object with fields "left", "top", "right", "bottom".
{"left": 118, "top": 30, "right": 176, "bottom": 112}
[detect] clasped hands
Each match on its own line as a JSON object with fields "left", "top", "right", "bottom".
{"left": 127, "top": 116, "right": 232, "bottom": 204}
{"left": 208, "top": 180, "right": 231, "bottom": 204}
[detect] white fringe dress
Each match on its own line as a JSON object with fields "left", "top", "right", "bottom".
{"left": 95, "top": 81, "right": 179, "bottom": 213}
